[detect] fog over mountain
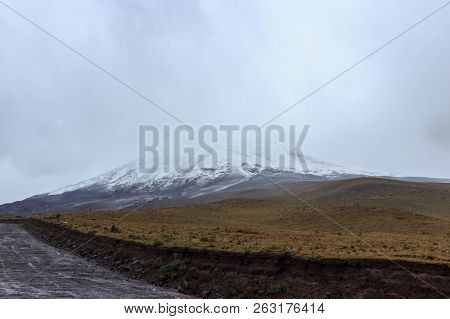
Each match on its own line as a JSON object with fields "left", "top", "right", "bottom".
{"left": 1, "top": 0, "right": 450, "bottom": 204}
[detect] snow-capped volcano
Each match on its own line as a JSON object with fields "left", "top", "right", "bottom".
{"left": 0, "top": 154, "right": 392, "bottom": 216}
{"left": 49, "top": 154, "right": 385, "bottom": 196}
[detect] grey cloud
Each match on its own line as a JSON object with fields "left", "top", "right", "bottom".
{"left": 0, "top": 0, "right": 449, "bottom": 203}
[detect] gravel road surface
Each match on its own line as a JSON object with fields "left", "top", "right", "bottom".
{"left": 0, "top": 223, "right": 185, "bottom": 298}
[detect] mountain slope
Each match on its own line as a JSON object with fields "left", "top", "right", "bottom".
{"left": 0, "top": 156, "right": 389, "bottom": 215}
{"left": 5, "top": 154, "right": 448, "bottom": 216}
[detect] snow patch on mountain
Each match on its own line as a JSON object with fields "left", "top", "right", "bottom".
{"left": 48, "top": 152, "right": 393, "bottom": 196}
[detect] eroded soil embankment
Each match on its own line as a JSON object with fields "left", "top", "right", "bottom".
{"left": 21, "top": 220, "right": 450, "bottom": 298}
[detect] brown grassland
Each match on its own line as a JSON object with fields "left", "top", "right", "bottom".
{"left": 31, "top": 178, "right": 450, "bottom": 264}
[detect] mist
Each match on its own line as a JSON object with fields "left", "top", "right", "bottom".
{"left": 1, "top": 0, "right": 449, "bottom": 203}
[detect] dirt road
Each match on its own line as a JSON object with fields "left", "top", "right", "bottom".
{"left": 0, "top": 224, "right": 185, "bottom": 298}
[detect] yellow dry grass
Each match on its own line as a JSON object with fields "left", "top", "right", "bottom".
{"left": 34, "top": 193, "right": 450, "bottom": 264}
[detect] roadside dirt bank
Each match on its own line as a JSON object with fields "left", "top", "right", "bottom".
{"left": 10, "top": 219, "right": 450, "bottom": 298}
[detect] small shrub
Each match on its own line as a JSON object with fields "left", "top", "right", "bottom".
{"left": 160, "top": 260, "right": 190, "bottom": 279}
{"left": 269, "top": 282, "right": 290, "bottom": 294}
{"left": 143, "top": 257, "right": 165, "bottom": 269}
{"left": 280, "top": 246, "right": 294, "bottom": 257}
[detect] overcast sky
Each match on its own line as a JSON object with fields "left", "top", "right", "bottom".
{"left": 1, "top": 0, "right": 449, "bottom": 204}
